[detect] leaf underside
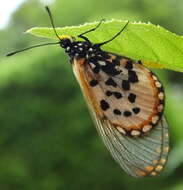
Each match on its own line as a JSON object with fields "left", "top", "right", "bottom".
{"left": 27, "top": 20, "right": 183, "bottom": 72}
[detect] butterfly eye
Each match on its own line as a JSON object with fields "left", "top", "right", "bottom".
{"left": 60, "top": 38, "right": 72, "bottom": 48}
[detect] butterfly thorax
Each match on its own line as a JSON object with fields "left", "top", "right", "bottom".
{"left": 60, "top": 38, "right": 109, "bottom": 62}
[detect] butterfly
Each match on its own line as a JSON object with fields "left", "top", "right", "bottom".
{"left": 7, "top": 6, "right": 169, "bottom": 178}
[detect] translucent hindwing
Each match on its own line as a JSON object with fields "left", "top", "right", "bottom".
{"left": 93, "top": 113, "right": 169, "bottom": 178}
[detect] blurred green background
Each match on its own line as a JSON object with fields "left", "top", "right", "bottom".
{"left": 0, "top": 0, "right": 183, "bottom": 189}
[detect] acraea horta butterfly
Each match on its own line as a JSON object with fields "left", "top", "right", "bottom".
{"left": 7, "top": 6, "right": 169, "bottom": 178}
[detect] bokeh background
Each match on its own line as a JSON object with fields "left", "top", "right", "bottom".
{"left": 0, "top": 0, "right": 183, "bottom": 189}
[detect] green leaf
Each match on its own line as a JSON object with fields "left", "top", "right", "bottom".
{"left": 27, "top": 20, "right": 183, "bottom": 72}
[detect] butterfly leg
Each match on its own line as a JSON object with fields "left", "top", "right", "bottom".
{"left": 96, "top": 21, "right": 129, "bottom": 47}
{"left": 77, "top": 19, "right": 105, "bottom": 43}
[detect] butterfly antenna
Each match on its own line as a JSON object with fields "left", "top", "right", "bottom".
{"left": 45, "top": 6, "right": 61, "bottom": 40}
{"left": 6, "top": 6, "right": 61, "bottom": 57}
{"left": 6, "top": 42, "right": 60, "bottom": 57}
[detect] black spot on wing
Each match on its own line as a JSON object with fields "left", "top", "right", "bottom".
{"left": 125, "top": 60, "right": 133, "bottom": 70}
{"left": 128, "top": 93, "right": 136, "bottom": 103}
{"left": 113, "top": 91, "right": 123, "bottom": 99}
{"left": 122, "top": 80, "right": 130, "bottom": 90}
{"left": 106, "top": 91, "right": 113, "bottom": 96}
{"left": 124, "top": 111, "right": 132, "bottom": 117}
{"left": 113, "top": 109, "right": 121, "bottom": 115}
{"left": 101, "top": 61, "right": 121, "bottom": 76}
{"left": 89, "top": 80, "right": 98, "bottom": 87}
{"left": 132, "top": 107, "right": 140, "bottom": 114}
{"left": 128, "top": 70, "right": 139, "bottom": 83}
{"left": 100, "top": 100, "right": 110, "bottom": 111}
{"left": 105, "top": 78, "right": 117, "bottom": 87}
